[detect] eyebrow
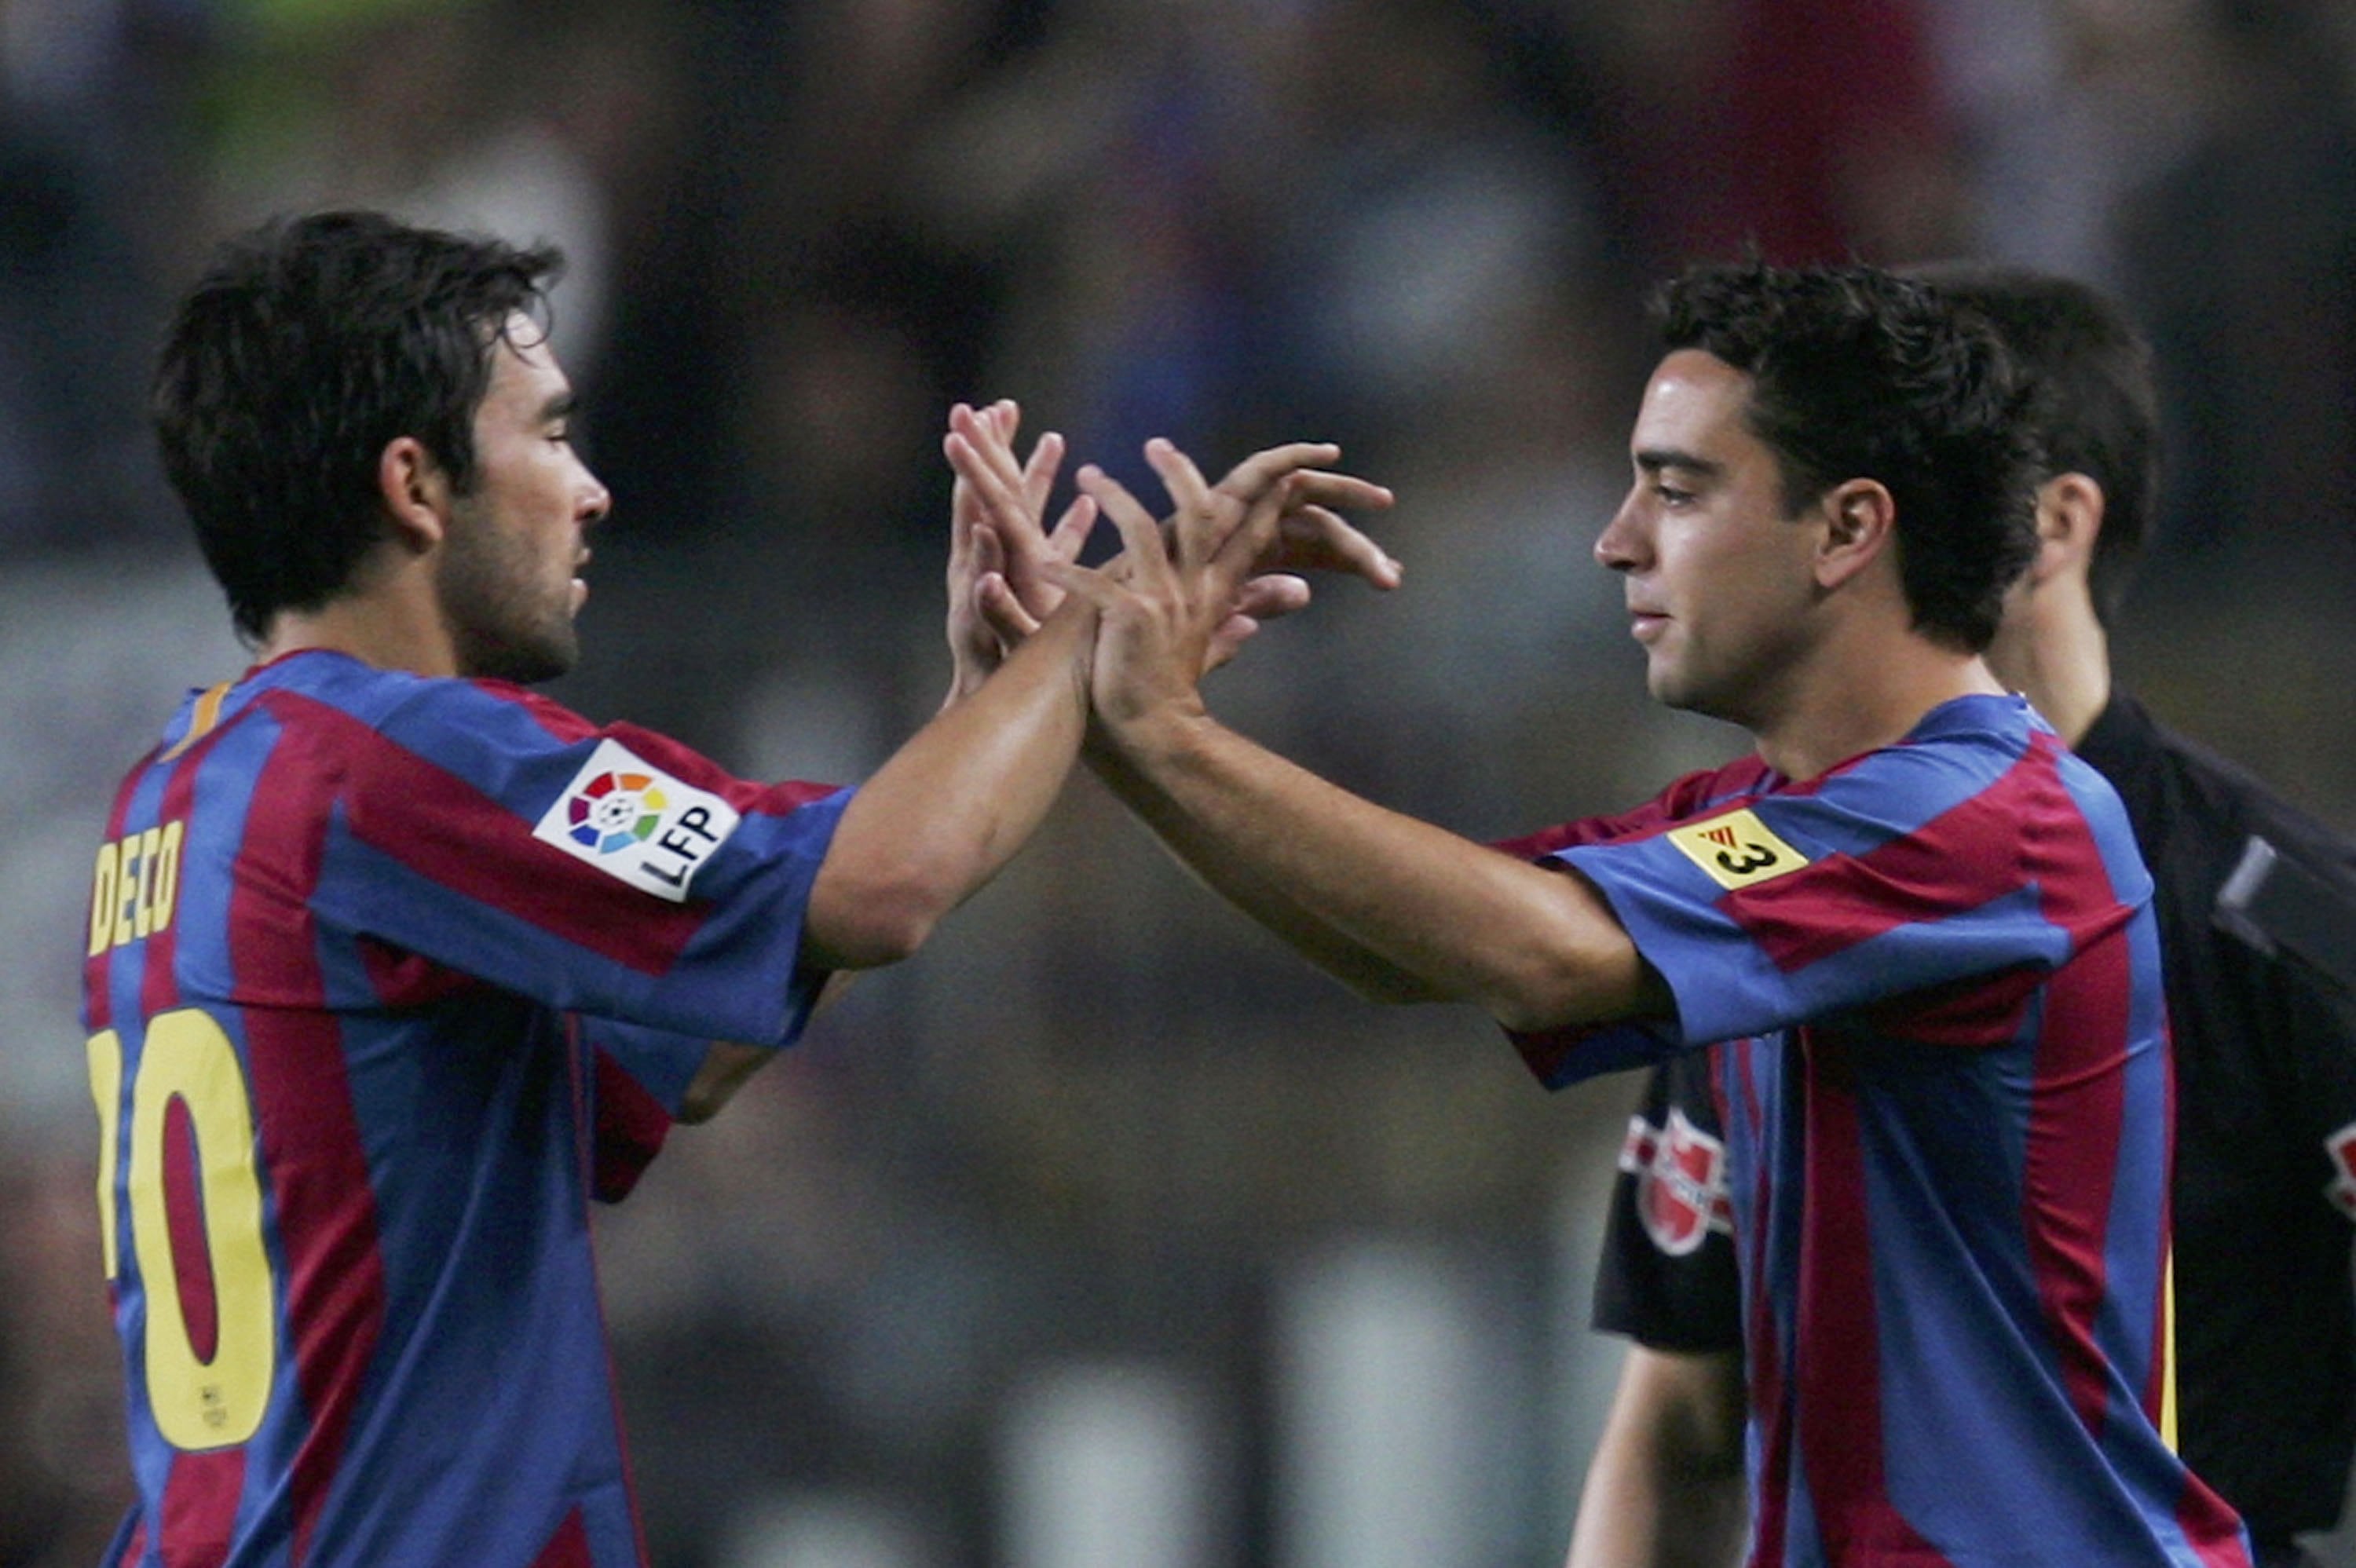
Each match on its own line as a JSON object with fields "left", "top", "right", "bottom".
{"left": 1633, "top": 448, "right": 1723, "bottom": 479}
{"left": 540, "top": 391, "right": 579, "bottom": 426}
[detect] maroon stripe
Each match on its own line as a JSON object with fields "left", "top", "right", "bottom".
{"left": 158, "top": 1447, "right": 242, "bottom": 1568}
{"left": 1790, "top": 1033, "right": 1952, "bottom": 1559}
{"left": 269, "top": 696, "right": 708, "bottom": 975}
{"left": 1735, "top": 1044, "right": 1790, "bottom": 1568}
{"left": 529, "top": 1506, "right": 594, "bottom": 1568}
{"left": 1726, "top": 744, "right": 2062, "bottom": 974}
{"left": 139, "top": 733, "right": 223, "bottom": 1025}
{"left": 2020, "top": 921, "right": 2130, "bottom": 1436}
{"left": 159, "top": 1101, "right": 218, "bottom": 1363}
{"left": 229, "top": 736, "right": 387, "bottom": 1565}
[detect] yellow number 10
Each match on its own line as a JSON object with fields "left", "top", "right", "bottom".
{"left": 88, "top": 1011, "right": 277, "bottom": 1450}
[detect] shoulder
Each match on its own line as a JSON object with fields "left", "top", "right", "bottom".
{"left": 2113, "top": 695, "right": 2350, "bottom": 858}
{"left": 1498, "top": 753, "right": 1774, "bottom": 859}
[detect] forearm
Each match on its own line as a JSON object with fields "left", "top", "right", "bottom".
{"left": 806, "top": 604, "right": 1092, "bottom": 969}
{"left": 1086, "top": 734, "right": 1443, "bottom": 1004}
{"left": 1568, "top": 1347, "right": 1747, "bottom": 1568}
{"left": 1100, "top": 708, "right": 1659, "bottom": 1030}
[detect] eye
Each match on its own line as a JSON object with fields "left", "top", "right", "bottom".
{"left": 1653, "top": 481, "right": 1695, "bottom": 506}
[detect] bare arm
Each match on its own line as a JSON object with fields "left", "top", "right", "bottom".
{"left": 1568, "top": 1347, "right": 1747, "bottom": 1568}
{"left": 1064, "top": 444, "right": 1666, "bottom": 1033}
{"left": 802, "top": 595, "right": 1095, "bottom": 970}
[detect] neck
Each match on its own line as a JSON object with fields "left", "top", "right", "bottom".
{"left": 1749, "top": 623, "right": 2007, "bottom": 781}
{"left": 1985, "top": 583, "right": 2113, "bottom": 747}
{"left": 2001, "top": 615, "right": 2111, "bottom": 747}
{"left": 256, "top": 554, "right": 460, "bottom": 678}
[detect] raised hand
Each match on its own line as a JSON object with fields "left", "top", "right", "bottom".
{"left": 944, "top": 418, "right": 1397, "bottom": 673}
{"left": 1048, "top": 437, "right": 1384, "bottom": 734}
{"left": 942, "top": 400, "right": 1095, "bottom": 703}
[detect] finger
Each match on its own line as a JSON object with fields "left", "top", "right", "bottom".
{"left": 949, "top": 404, "right": 1033, "bottom": 506}
{"left": 1285, "top": 470, "right": 1396, "bottom": 515}
{"left": 1204, "top": 466, "right": 1295, "bottom": 587}
{"left": 1075, "top": 465, "right": 1172, "bottom": 583}
{"left": 1046, "top": 492, "right": 1099, "bottom": 563}
{"left": 946, "top": 432, "right": 1037, "bottom": 541}
{"left": 1231, "top": 572, "right": 1312, "bottom": 622}
{"left": 1204, "top": 613, "right": 1261, "bottom": 674}
{"left": 1272, "top": 504, "right": 1404, "bottom": 589}
{"left": 977, "top": 572, "right": 1042, "bottom": 643}
{"left": 1142, "top": 437, "right": 1214, "bottom": 514}
{"left": 1021, "top": 429, "right": 1066, "bottom": 518}
{"left": 1143, "top": 437, "right": 1225, "bottom": 575}
{"left": 1213, "top": 441, "right": 1345, "bottom": 505}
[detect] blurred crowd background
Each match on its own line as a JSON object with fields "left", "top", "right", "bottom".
{"left": 7, "top": 0, "right": 2356, "bottom": 1563}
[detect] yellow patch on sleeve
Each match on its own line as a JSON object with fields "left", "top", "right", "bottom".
{"left": 1666, "top": 808, "right": 1811, "bottom": 890}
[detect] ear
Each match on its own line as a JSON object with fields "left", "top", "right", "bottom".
{"left": 2024, "top": 472, "right": 2103, "bottom": 588}
{"left": 377, "top": 437, "right": 453, "bottom": 555}
{"left": 1811, "top": 477, "right": 1897, "bottom": 593}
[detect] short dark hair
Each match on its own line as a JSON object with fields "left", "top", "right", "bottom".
{"left": 1652, "top": 259, "right": 2039, "bottom": 652}
{"left": 152, "top": 210, "right": 563, "bottom": 641}
{"left": 1906, "top": 261, "right": 2158, "bottom": 624}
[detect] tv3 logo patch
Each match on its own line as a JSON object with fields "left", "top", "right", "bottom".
{"left": 1666, "top": 808, "right": 1809, "bottom": 890}
{"left": 533, "top": 739, "right": 741, "bottom": 903}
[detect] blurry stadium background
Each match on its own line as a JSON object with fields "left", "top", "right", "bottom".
{"left": 7, "top": 1, "right": 2356, "bottom": 1563}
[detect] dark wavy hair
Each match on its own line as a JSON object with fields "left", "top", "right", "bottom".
{"left": 152, "top": 210, "right": 563, "bottom": 641}
{"left": 1907, "top": 261, "right": 2159, "bottom": 626}
{"left": 1652, "top": 259, "right": 2040, "bottom": 652}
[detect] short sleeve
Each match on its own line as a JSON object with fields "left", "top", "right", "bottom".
{"left": 1518, "top": 720, "right": 2127, "bottom": 1084}
{"left": 304, "top": 676, "right": 850, "bottom": 1048}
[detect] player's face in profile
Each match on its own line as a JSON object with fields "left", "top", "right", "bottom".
{"left": 1595, "top": 350, "right": 1827, "bottom": 725}
{"left": 438, "top": 319, "right": 610, "bottom": 683}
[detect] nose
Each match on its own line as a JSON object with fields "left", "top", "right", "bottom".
{"left": 579, "top": 470, "right": 613, "bottom": 528}
{"left": 1594, "top": 488, "right": 1645, "bottom": 574}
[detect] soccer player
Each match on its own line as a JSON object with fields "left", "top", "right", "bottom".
{"left": 952, "top": 259, "right": 2254, "bottom": 1564}
{"left": 1571, "top": 266, "right": 2356, "bottom": 1568}
{"left": 84, "top": 210, "right": 1392, "bottom": 1567}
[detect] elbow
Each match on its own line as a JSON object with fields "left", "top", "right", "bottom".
{"left": 804, "top": 868, "right": 948, "bottom": 970}
{"left": 1480, "top": 942, "right": 1650, "bottom": 1036}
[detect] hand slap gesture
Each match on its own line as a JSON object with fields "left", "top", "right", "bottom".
{"left": 1050, "top": 437, "right": 1392, "bottom": 733}
{"left": 944, "top": 416, "right": 1398, "bottom": 674}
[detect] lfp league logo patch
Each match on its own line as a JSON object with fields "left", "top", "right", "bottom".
{"left": 533, "top": 739, "right": 741, "bottom": 903}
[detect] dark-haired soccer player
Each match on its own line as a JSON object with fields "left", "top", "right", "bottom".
{"left": 83, "top": 209, "right": 1392, "bottom": 1567}
{"left": 1571, "top": 265, "right": 2356, "bottom": 1568}
{"left": 953, "top": 259, "right": 2252, "bottom": 1564}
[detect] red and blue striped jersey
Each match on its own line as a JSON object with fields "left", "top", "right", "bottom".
{"left": 1508, "top": 694, "right": 2250, "bottom": 1566}
{"left": 81, "top": 649, "right": 851, "bottom": 1568}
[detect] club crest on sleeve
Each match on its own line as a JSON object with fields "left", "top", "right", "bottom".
{"left": 532, "top": 739, "right": 741, "bottom": 903}
{"left": 1619, "top": 1108, "right": 1734, "bottom": 1255}
{"left": 1666, "top": 807, "right": 1809, "bottom": 891}
{"left": 2326, "top": 1120, "right": 2356, "bottom": 1221}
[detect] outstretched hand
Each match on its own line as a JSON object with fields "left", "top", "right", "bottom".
{"left": 944, "top": 411, "right": 1397, "bottom": 675}
{"left": 1040, "top": 437, "right": 1391, "bottom": 738}
{"left": 943, "top": 399, "right": 1098, "bottom": 703}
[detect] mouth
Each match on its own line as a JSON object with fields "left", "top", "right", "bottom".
{"left": 1627, "top": 607, "right": 1668, "bottom": 643}
{"left": 571, "top": 550, "right": 591, "bottom": 612}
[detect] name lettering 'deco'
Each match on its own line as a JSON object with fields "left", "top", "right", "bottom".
{"left": 90, "top": 821, "right": 186, "bottom": 956}
{"left": 1665, "top": 808, "right": 1810, "bottom": 891}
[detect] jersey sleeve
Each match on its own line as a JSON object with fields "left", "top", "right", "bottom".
{"left": 1592, "top": 1053, "right": 1743, "bottom": 1353}
{"left": 304, "top": 677, "right": 849, "bottom": 1049}
{"left": 1516, "top": 727, "right": 2120, "bottom": 1086}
